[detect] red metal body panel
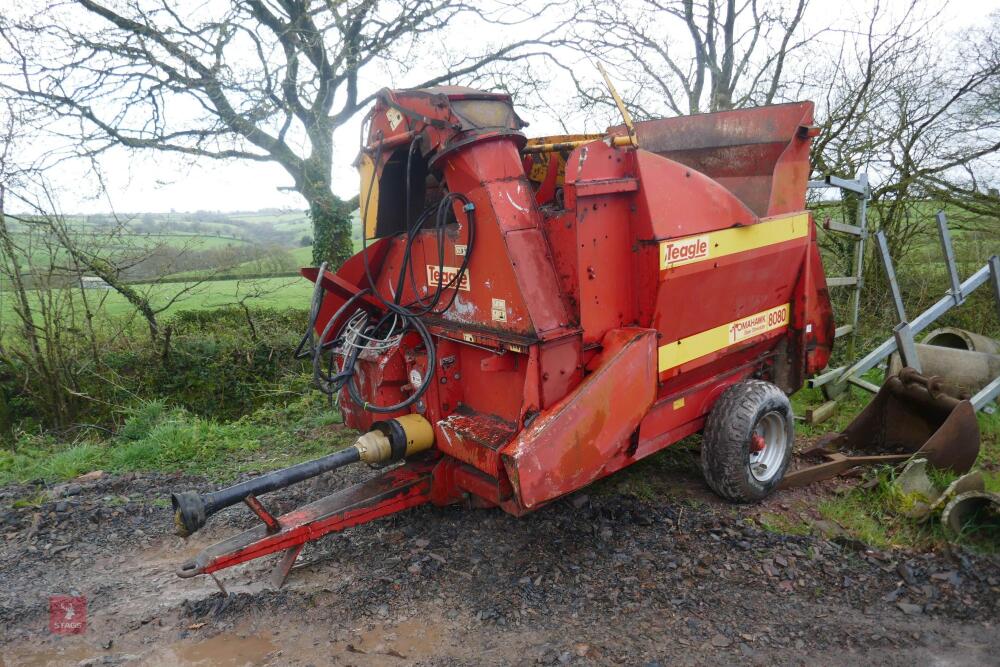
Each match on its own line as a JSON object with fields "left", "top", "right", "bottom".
{"left": 176, "top": 459, "right": 440, "bottom": 577}
{"left": 316, "top": 89, "right": 834, "bottom": 514}
{"left": 611, "top": 101, "right": 814, "bottom": 217}
{"left": 501, "top": 328, "right": 657, "bottom": 509}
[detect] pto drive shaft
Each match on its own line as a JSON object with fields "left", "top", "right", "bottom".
{"left": 170, "top": 414, "right": 434, "bottom": 537}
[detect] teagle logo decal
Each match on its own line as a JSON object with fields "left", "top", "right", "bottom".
{"left": 426, "top": 265, "right": 471, "bottom": 291}
{"left": 661, "top": 234, "right": 710, "bottom": 268}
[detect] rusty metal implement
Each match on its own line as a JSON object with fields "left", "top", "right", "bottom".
{"left": 781, "top": 368, "right": 980, "bottom": 488}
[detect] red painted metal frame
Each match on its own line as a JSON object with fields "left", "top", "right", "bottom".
{"left": 176, "top": 458, "right": 441, "bottom": 578}
{"left": 332, "top": 87, "right": 833, "bottom": 511}
{"left": 177, "top": 88, "right": 836, "bottom": 582}
{"left": 502, "top": 328, "right": 657, "bottom": 509}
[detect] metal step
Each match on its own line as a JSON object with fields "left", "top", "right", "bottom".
{"left": 835, "top": 324, "right": 854, "bottom": 338}
{"left": 823, "top": 220, "right": 863, "bottom": 236}
{"left": 826, "top": 276, "right": 858, "bottom": 287}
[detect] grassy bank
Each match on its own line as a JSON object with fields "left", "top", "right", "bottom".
{"left": 0, "top": 392, "right": 356, "bottom": 488}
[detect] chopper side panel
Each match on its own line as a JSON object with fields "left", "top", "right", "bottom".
{"left": 501, "top": 327, "right": 657, "bottom": 509}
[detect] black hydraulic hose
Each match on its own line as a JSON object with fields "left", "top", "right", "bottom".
{"left": 293, "top": 261, "right": 330, "bottom": 360}
{"left": 311, "top": 288, "right": 372, "bottom": 395}
{"left": 403, "top": 191, "right": 476, "bottom": 316}
{"left": 351, "top": 132, "right": 438, "bottom": 412}
{"left": 393, "top": 139, "right": 422, "bottom": 303}
{"left": 304, "top": 122, "right": 475, "bottom": 414}
{"left": 171, "top": 446, "right": 362, "bottom": 536}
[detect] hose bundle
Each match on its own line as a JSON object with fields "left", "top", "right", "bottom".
{"left": 296, "top": 132, "right": 475, "bottom": 413}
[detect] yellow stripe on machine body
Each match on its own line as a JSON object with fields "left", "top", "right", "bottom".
{"left": 659, "top": 213, "right": 809, "bottom": 271}
{"left": 658, "top": 304, "right": 790, "bottom": 373}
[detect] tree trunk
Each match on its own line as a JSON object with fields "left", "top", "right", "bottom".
{"left": 309, "top": 189, "right": 354, "bottom": 268}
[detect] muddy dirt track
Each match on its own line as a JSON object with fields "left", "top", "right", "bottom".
{"left": 1, "top": 464, "right": 998, "bottom": 667}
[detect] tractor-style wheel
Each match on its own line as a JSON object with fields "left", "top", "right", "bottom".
{"left": 701, "top": 380, "right": 793, "bottom": 503}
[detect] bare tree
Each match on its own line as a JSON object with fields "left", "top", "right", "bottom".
{"left": 568, "top": 2, "right": 1000, "bottom": 254}
{"left": 0, "top": 0, "right": 568, "bottom": 268}
{"left": 0, "top": 103, "right": 96, "bottom": 430}
{"left": 811, "top": 7, "right": 1000, "bottom": 260}
{"left": 569, "top": 0, "right": 810, "bottom": 119}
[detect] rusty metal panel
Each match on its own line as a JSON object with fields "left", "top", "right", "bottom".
{"left": 611, "top": 101, "right": 814, "bottom": 217}
{"left": 563, "top": 141, "right": 639, "bottom": 344}
{"left": 501, "top": 328, "right": 657, "bottom": 509}
{"left": 503, "top": 228, "right": 573, "bottom": 336}
{"left": 538, "top": 334, "right": 583, "bottom": 408}
{"left": 781, "top": 369, "right": 980, "bottom": 489}
{"left": 574, "top": 177, "right": 638, "bottom": 197}
{"left": 437, "top": 408, "right": 517, "bottom": 477}
{"left": 538, "top": 210, "right": 581, "bottom": 320}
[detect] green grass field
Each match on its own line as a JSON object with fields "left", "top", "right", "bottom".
{"left": 0, "top": 275, "right": 313, "bottom": 326}
{"left": 161, "top": 245, "right": 313, "bottom": 281}
{"left": 3, "top": 230, "right": 252, "bottom": 272}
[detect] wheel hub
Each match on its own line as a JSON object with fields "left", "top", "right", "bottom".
{"left": 748, "top": 411, "right": 788, "bottom": 483}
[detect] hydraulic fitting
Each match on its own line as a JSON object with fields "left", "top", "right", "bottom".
{"left": 357, "top": 414, "right": 435, "bottom": 463}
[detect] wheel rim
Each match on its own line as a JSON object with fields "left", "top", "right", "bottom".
{"left": 748, "top": 411, "right": 788, "bottom": 483}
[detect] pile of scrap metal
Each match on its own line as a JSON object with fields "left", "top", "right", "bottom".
{"left": 895, "top": 458, "right": 999, "bottom": 543}
{"left": 782, "top": 209, "right": 1000, "bottom": 491}
{"left": 780, "top": 366, "right": 981, "bottom": 489}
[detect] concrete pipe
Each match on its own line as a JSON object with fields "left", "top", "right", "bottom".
{"left": 888, "top": 343, "right": 1000, "bottom": 402}
{"left": 922, "top": 326, "right": 1000, "bottom": 355}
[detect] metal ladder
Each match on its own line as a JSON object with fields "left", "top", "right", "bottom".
{"left": 811, "top": 208, "right": 1000, "bottom": 413}
{"left": 807, "top": 173, "right": 870, "bottom": 358}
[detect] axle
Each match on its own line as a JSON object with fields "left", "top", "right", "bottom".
{"left": 171, "top": 414, "right": 434, "bottom": 537}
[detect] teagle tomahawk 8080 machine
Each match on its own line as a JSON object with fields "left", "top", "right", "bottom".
{"left": 170, "top": 86, "right": 838, "bottom": 586}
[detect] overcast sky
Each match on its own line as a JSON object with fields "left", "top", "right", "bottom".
{"left": 12, "top": 0, "right": 1000, "bottom": 215}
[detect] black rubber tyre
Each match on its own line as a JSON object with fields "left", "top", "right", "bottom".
{"left": 701, "top": 380, "right": 794, "bottom": 503}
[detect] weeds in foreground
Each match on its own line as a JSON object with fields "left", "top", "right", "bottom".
{"left": 757, "top": 512, "right": 812, "bottom": 536}
{"left": 0, "top": 391, "right": 354, "bottom": 486}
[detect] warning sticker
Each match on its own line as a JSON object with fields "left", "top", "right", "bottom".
{"left": 386, "top": 108, "right": 403, "bottom": 130}
{"left": 426, "top": 265, "right": 470, "bottom": 291}
{"left": 491, "top": 298, "right": 507, "bottom": 322}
